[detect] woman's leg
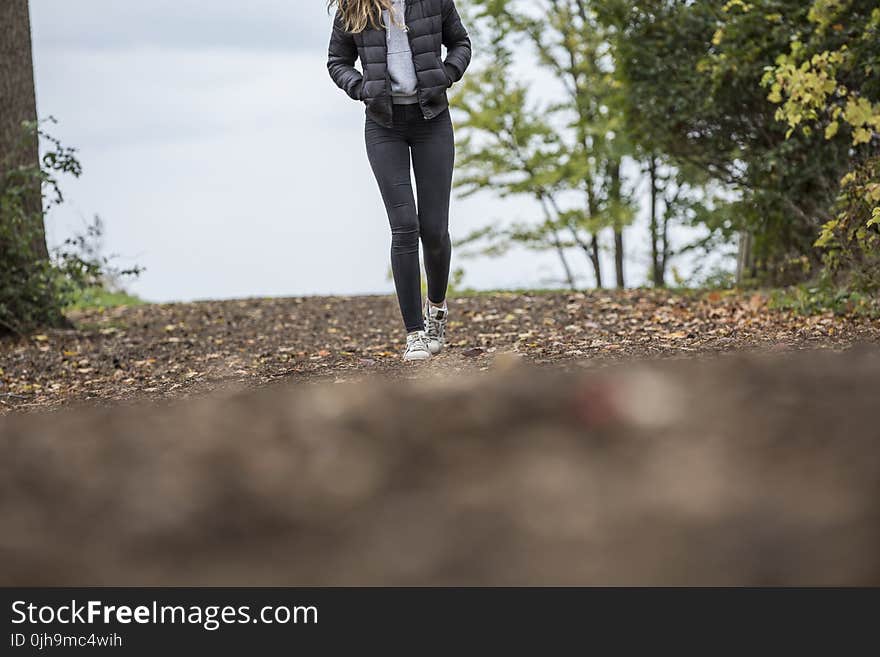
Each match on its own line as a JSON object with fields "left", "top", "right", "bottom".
{"left": 365, "top": 113, "right": 424, "bottom": 333}
{"left": 410, "top": 109, "right": 454, "bottom": 306}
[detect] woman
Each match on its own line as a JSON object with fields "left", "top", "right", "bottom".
{"left": 327, "top": 0, "right": 471, "bottom": 361}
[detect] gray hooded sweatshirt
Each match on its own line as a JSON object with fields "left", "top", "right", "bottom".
{"left": 384, "top": 0, "right": 419, "bottom": 104}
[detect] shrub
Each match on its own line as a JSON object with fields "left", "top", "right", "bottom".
{"left": 0, "top": 120, "right": 141, "bottom": 335}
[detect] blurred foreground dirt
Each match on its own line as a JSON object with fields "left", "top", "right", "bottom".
{"left": 1, "top": 347, "right": 879, "bottom": 585}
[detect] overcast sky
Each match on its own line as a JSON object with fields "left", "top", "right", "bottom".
{"left": 29, "top": 0, "right": 719, "bottom": 303}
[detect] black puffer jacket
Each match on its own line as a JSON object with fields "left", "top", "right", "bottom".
{"left": 327, "top": 0, "right": 471, "bottom": 127}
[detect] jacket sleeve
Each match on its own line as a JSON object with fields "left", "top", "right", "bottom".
{"left": 327, "top": 11, "right": 364, "bottom": 100}
{"left": 441, "top": 0, "right": 472, "bottom": 84}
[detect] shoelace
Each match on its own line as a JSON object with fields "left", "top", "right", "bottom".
{"left": 425, "top": 309, "right": 447, "bottom": 341}
{"left": 407, "top": 332, "right": 428, "bottom": 353}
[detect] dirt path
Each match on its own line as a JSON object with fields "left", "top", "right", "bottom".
{"left": 2, "top": 290, "right": 880, "bottom": 585}
{"left": 1, "top": 289, "right": 879, "bottom": 414}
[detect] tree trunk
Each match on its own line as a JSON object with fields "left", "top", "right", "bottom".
{"left": 538, "top": 194, "right": 577, "bottom": 291}
{"left": 1, "top": 0, "right": 48, "bottom": 259}
{"left": 736, "top": 231, "right": 753, "bottom": 286}
{"left": 584, "top": 186, "right": 603, "bottom": 288}
{"left": 590, "top": 233, "right": 602, "bottom": 289}
{"left": 648, "top": 157, "right": 664, "bottom": 287}
{"left": 613, "top": 230, "right": 623, "bottom": 288}
{"left": 660, "top": 203, "right": 671, "bottom": 286}
{"left": 609, "top": 160, "right": 625, "bottom": 288}
{"left": 552, "top": 233, "right": 577, "bottom": 291}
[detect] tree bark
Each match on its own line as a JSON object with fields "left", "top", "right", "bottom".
{"left": 0, "top": 0, "right": 48, "bottom": 259}
{"left": 551, "top": 232, "right": 577, "bottom": 291}
{"left": 648, "top": 157, "right": 664, "bottom": 287}
{"left": 609, "top": 160, "right": 625, "bottom": 288}
{"left": 660, "top": 201, "right": 671, "bottom": 285}
{"left": 590, "top": 233, "right": 602, "bottom": 289}
{"left": 539, "top": 194, "right": 577, "bottom": 290}
{"left": 584, "top": 185, "right": 603, "bottom": 288}
{"left": 736, "top": 231, "right": 754, "bottom": 286}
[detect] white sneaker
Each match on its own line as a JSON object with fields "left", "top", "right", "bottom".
{"left": 424, "top": 301, "right": 448, "bottom": 355}
{"left": 403, "top": 331, "right": 432, "bottom": 362}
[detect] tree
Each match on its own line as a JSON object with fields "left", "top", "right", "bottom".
{"left": 509, "top": 0, "right": 634, "bottom": 288}
{"left": 0, "top": 1, "right": 116, "bottom": 333}
{"left": 459, "top": 0, "right": 642, "bottom": 288}
{"left": 765, "top": 0, "right": 880, "bottom": 294}
{"left": 605, "top": 0, "right": 853, "bottom": 285}
{"left": 452, "top": 18, "right": 581, "bottom": 289}
{"left": 1, "top": 0, "right": 48, "bottom": 260}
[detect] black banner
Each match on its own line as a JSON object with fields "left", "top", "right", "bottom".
{"left": 1, "top": 588, "right": 876, "bottom": 653}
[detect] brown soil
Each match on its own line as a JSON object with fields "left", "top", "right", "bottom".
{"left": 2, "top": 290, "right": 880, "bottom": 585}
{"left": 1, "top": 289, "right": 878, "bottom": 415}
{"left": 2, "top": 347, "right": 879, "bottom": 585}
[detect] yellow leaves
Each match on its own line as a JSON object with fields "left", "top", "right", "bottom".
{"left": 843, "top": 97, "right": 880, "bottom": 146}
{"left": 853, "top": 127, "right": 874, "bottom": 145}
{"left": 826, "top": 47, "right": 847, "bottom": 65}
{"left": 768, "top": 45, "right": 878, "bottom": 146}
{"left": 765, "top": 50, "right": 841, "bottom": 133}
{"left": 33, "top": 334, "right": 49, "bottom": 342}
{"left": 723, "top": 0, "right": 753, "bottom": 13}
{"left": 814, "top": 219, "right": 839, "bottom": 248}
{"left": 808, "top": 0, "right": 851, "bottom": 30}
{"left": 820, "top": 158, "right": 880, "bottom": 259}
{"left": 843, "top": 96, "right": 879, "bottom": 128}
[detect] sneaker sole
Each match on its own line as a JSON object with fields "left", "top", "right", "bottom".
{"left": 403, "top": 352, "right": 432, "bottom": 362}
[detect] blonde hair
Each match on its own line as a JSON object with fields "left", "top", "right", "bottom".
{"left": 327, "top": 0, "right": 403, "bottom": 33}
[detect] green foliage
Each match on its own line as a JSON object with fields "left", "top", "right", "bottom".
{"left": 0, "top": 120, "right": 142, "bottom": 335}
{"left": 770, "top": 274, "right": 880, "bottom": 318}
{"left": 606, "top": 0, "right": 853, "bottom": 283}
{"left": 458, "top": 0, "right": 739, "bottom": 289}
{"left": 65, "top": 286, "right": 144, "bottom": 311}
{"left": 759, "top": 0, "right": 879, "bottom": 296}
{"left": 814, "top": 157, "right": 880, "bottom": 293}
{"left": 453, "top": 1, "right": 875, "bottom": 298}
{"left": 763, "top": 1, "right": 880, "bottom": 146}
{"left": 450, "top": 5, "right": 585, "bottom": 287}
{"left": 455, "top": 0, "right": 651, "bottom": 288}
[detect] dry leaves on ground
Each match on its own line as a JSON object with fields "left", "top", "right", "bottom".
{"left": 1, "top": 289, "right": 878, "bottom": 415}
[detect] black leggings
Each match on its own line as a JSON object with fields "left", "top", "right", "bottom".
{"left": 365, "top": 104, "right": 454, "bottom": 333}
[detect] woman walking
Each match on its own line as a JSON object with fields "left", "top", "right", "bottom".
{"left": 327, "top": 0, "right": 471, "bottom": 361}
